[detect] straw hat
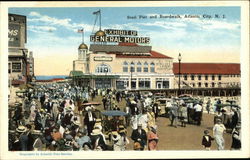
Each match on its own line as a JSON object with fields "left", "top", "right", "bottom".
{"left": 119, "top": 129, "right": 126, "bottom": 134}
{"left": 73, "top": 120, "right": 81, "bottom": 126}
{"left": 32, "top": 130, "right": 42, "bottom": 135}
{"left": 16, "top": 126, "right": 27, "bottom": 133}
{"left": 112, "top": 131, "right": 118, "bottom": 136}
{"left": 91, "top": 129, "right": 101, "bottom": 135}
{"left": 96, "top": 119, "right": 102, "bottom": 123}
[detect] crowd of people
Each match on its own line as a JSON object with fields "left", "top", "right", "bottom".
{"left": 8, "top": 82, "right": 241, "bottom": 151}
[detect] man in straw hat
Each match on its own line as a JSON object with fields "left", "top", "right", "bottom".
{"left": 131, "top": 123, "right": 147, "bottom": 151}
{"left": 213, "top": 118, "right": 226, "bottom": 150}
{"left": 90, "top": 127, "right": 107, "bottom": 150}
{"left": 16, "top": 125, "right": 28, "bottom": 151}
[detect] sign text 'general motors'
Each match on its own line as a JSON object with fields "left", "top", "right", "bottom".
{"left": 90, "top": 29, "right": 150, "bottom": 44}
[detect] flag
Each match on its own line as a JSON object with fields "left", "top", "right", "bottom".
{"left": 93, "top": 10, "right": 100, "bottom": 15}
{"left": 77, "top": 28, "right": 84, "bottom": 33}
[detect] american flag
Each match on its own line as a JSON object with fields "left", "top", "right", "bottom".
{"left": 77, "top": 28, "right": 84, "bottom": 33}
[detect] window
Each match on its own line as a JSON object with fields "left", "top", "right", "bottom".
{"left": 137, "top": 62, "right": 142, "bottom": 72}
{"left": 123, "top": 61, "right": 128, "bottom": 72}
{"left": 218, "top": 75, "right": 221, "bottom": 80}
{"left": 198, "top": 82, "right": 201, "bottom": 87}
{"left": 12, "top": 62, "right": 21, "bottom": 72}
{"left": 205, "top": 75, "right": 208, "bottom": 80}
{"left": 95, "top": 64, "right": 111, "bottom": 73}
{"left": 150, "top": 62, "right": 155, "bottom": 72}
{"left": 212, "top": 82, "right": 215, "bottom": 88}
{"left": 184, "top": 75, "right": 187, "bottom": 80}
{"left": 143, "top": 62, "right": 148, "bottom": 72}
{"left": 212, "top": 75, "right": 215, "bottom": 80}
{"left": 139, "top": 78, "right": 150, "bottom": 89}
{"left": 192, "top": 83, "right": 195, "bottom": 87}
{"left": 191, "top": 75, "right": 195, "bottom": 80}
{"left": 205, "top": 83, "right": 208, "bottom": 87}
{"left": 218, "top": 82, "right": 222, "bottom": 87}
{"left": 8, "top": 63, "right": 11, "bottom": 73}
{"left": 130, "top": 62, "right": 135, "bottom": 72}
{"left": 198, "top": 75, "right": 201, "bottom": 80}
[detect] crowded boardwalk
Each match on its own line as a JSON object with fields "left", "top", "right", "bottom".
{"left": 8, "top": 82, "right": 241, "bottom": 151}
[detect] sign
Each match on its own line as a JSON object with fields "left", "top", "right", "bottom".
{"left": 90, "top": 35, "right": 150, "bottom": 44}
{"left": 104, "top": 29, "right": 138, "bottom": 36}
{"left": 8, "top": 24, "right": 21, "bottom": 47}
{"left": 90, "top": 29, "right": 150, "bottom": 44}
{"left": 94, "top": 56, "right": 113, "bottom": 61}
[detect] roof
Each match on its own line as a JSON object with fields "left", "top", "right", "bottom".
{"left": 173, "top": 63, "right": 240, "bottom": 75}
{"left": 69, "top": 71, "right": 83, "bottom": 77}
{"left": 113, "top": 50, "right": 172, "bottom": 59}
{"left": 90, "top": 43, "right": 172, "bottom": 59}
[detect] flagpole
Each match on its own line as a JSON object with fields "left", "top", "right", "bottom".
{"left": 82, "top": 28, "right": 84, "bottom": 43}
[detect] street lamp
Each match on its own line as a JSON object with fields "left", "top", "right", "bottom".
{"left": 178, "top": 53, "right": 182, "bottom": 96}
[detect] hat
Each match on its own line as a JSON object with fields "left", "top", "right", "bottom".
{"left": 85, "top": 106, "right": 91, "bottom": 111}
{"left": 204, "top": 130, "right": 209, "bottom": 134}
{"left": 65, "top": 134, "right": 73, "bottom": 141}
{"left": 96, "top": 119, "right": 101, "bottom": 123}
{"left": 91, "top": 129, "right": 101, "bottom": 135}
{"left": 16, "top": 126, "right": 27, "bottom": 133}
{"left": 119, "top": 129, "right": 126, "bottom": 134}
{"left": 131, "top": 101, "right": 136, "bottom": 104}
{"left": 118, "top": 125, "right": 125, "bottom": 129}
{"left": 32, "top": 130, "right": 42, "bottom": 135}
{"left": 112, "top": 131, "right": 118, "bottom": 136}
{"left": 73, "top": 120, "right": 81, "bottom": 126}
{"left": 134, "top": 142, "right": 141, "bottom": 150}
{"left": 235, "top": 125, "right": 241, "bottom": 129}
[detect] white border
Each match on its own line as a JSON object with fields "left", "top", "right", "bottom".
{"left": 0, "top": 1, "right": 249, "bottom": 159}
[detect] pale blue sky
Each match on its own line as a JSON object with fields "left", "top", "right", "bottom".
{"left": 9, "top": 7, "right": 241, "bottom": 75}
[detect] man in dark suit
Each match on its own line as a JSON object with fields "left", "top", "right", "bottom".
{"left": 131, "top": 124, "right": 147, "bottom": 150}
{"left": 84, "top": 107, "right": 96, "bottom": 136}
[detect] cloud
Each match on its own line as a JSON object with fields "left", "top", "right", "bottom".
{"left": 28, "top": 25, "right": 57, "bottom": 33}
{"left": 28, "top": 11, "right": 94, "bottom": 33}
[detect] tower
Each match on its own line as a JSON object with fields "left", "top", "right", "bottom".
{"left": 73, "top": 29, "right": 89, "bottom": 73}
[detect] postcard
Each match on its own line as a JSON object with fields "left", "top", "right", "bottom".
{"left": 0, "top": 1, "right": 249, "bottom": 159}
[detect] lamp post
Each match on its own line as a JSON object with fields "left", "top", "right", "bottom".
{"left": 178, "top": 53, "right": 182, "bottom": 96}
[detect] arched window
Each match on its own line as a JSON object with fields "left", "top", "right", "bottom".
{"left": 130, "top": 62, "right": 135, "bottom": 72}
{"left": 137, "top": 62, "right": 142, "bottom": 72}
{"left": 143, "top": 62, "right": 148, "bottom": 72}
{"left": 150, "top": 62, "right": 155, "bottom": 72}
{"left": 123, "top": 61, "right": 128, "bottom": 72}
{"left": 95, "top": 64, "right": 111, "bottom": 73}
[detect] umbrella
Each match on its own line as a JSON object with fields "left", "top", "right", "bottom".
{"left": 101, "top": 110, "right": 127, "bottom": 116}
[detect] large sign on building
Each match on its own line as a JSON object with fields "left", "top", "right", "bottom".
{"left": 8, "top": 14, "right": 26, "bottom": 47}
{"left": 90, "top": 29, "right": 150, "bottom": 44}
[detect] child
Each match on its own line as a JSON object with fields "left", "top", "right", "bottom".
{"left": 202, "top": 130, "right": 214, "bottom": 150}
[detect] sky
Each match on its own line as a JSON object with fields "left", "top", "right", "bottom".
{"left": 9, "top": 7, "right": 241, "bottom": 76}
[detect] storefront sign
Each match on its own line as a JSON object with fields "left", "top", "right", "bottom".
{"left": 94, "top": 56, "right": 113, "bottom": 61}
